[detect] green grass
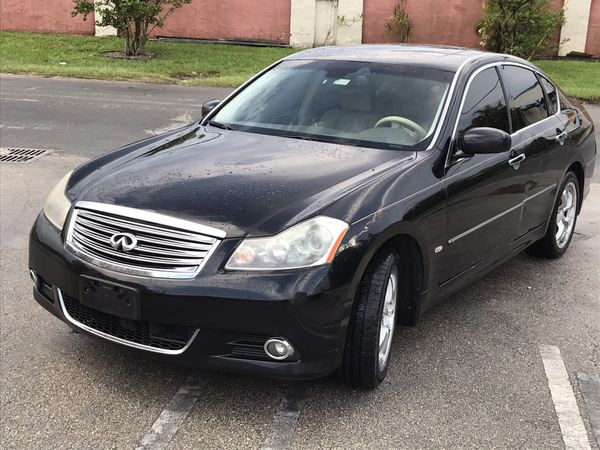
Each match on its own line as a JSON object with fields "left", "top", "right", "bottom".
{"left": 532, "top": 59, "right": 600, "bottom": 102}
{"left": 1, "top": 32, "right": 599, "bottom": 100}
{"left": 0, "top": 32, "right": 296, "bottom": 87}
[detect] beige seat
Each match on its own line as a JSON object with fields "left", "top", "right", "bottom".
{"left": 318, "top": 86, "right": 379, "bottom": 133}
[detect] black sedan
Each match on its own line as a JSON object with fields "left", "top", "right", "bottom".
{"left": 29, "top": 45, "right": 597, "bottom": 389}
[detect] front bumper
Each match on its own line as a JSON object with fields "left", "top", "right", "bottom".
{"left": 29, "top": 213, "right": 356, "bottom": 380}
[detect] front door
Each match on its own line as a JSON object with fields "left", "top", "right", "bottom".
{"left": 441, "top": 66, "right": 524, "bottom": 283}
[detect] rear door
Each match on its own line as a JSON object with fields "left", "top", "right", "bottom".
{"left": 499, "top": 65, "right": 563, "bottom": 237}
{"left": 542, "top": 79, "right": 586, "bottom": 185}
{"left": 442, "top": 66, "right": 523, "bottom": 282}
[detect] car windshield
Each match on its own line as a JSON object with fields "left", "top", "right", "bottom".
{"left": 210, "top": 59, "right": 453, "bottom": 150}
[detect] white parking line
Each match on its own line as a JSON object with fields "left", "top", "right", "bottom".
{"left": 259, "top": 383, "right": 306, "bottom": 450}
{"left": 539, "top": 345, "right": 591, "bottom": 450}
{"left": 0, "top": 97, "right": 40, "bottom": 102}
{"left": 134, "top": 374, "right": 208, "bottom": 450}
{"left": 1, "top": 93, "right": 202, "bottom": 107}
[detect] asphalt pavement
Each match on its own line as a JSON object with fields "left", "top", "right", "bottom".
{"left": 0, "top": 75, "right": 231, "bottom": 157}
{"left": 1, "top": 75, "right": 599, "bottom": 449}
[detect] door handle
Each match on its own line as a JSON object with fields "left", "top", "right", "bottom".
{"left": 555, "top": 130, "right": 567, "bottom": 145}
{"left": 508, "top": 153, "right": 526, "bottom": 168}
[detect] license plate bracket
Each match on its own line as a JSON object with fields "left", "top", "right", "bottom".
{"left": 79, "top": 276, "right": 140, "bottom": 321}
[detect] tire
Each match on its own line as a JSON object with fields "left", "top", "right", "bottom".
{"left": 340, "top": 248, "right": 404, "bottom": 389}
{"left": 527, "top": 172, "right": 579, "bottom": 259}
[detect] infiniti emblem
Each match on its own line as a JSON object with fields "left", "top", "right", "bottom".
{"left": 109, "top": 232, "right": 138, "bottom": 252}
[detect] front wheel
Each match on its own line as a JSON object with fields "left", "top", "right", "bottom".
{"left": 527, "top": 172, "right": 579, "bottom": 258}
{"left": 340, "top": 249, "right": 402, "bottom": 389}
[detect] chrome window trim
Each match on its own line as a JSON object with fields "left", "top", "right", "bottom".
{"left": 204, "top": 57, "right": 553, "bottom": 211}
{"left": 349, "top": 61, "right": 564, "bottom": 228}
{"left": 445, "top": 61, "right": 562, "bottom": 169}
{"left": 443, "top": 62, "right": 562, "bottom": 242}
{"left": 512, "top": 121, "right": 564, "bottom": 148}
{"left": 447, "top": 183, "right": 557, "bottom": 244}
{"left": 418, "top": 55, "right": 482, "bottom": 151}
{"left": 426, "top": 83, "right": 452, "bottom": 140}
{"left": 500, "top": 63, "right": 561, "bottom": 135}
{"left": 65, "top": 201, "right": 225, "bottom": 279}
{"left": 57, "top": 289, "right": 199, "bottom": 355}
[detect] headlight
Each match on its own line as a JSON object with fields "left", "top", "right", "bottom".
{"left": 43, "top": 171, "right": 73, "bottom": 230}
{"left": 226, "top": 216, "right": 348, "bottom": 270}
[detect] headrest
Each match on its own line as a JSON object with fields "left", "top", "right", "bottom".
{"left": 339, "top": 85, "right": 373, "bottom": 112}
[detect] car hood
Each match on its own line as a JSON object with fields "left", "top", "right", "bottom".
{"left": 69, "top": 125, "right": 413, "bottom": 238}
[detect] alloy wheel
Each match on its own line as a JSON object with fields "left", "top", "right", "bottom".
{"left": 378, "top": 266, "right": 398, "bottom": 371}
{"left": 555, "top": 181, "right": 577, "bottom": 249}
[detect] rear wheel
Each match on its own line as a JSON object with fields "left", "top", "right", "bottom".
{"left": 340, "top": 248, "right": 404, "bottom": 389}
{"left": 527, "top": 172, "right": 579, "bottom": 258}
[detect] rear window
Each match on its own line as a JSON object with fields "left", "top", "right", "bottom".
{"left": 501, "top": 65, "right": 549, "bottom": 131}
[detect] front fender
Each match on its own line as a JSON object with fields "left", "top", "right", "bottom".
{"left": 324, "top": 149, "right": 448, "bottom": 314}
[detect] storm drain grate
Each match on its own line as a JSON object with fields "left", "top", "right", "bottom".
{"left": 0, "top": 147, "right": 51, "bottom": 163}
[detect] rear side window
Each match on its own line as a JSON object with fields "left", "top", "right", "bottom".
{"left": 501, "top": 65, "right": 549, "bottom": 131}
{"left": 539, "top": 76, "right": 558, "bottom": 114}
{"left": 457, "top": 67, "right": 510, "bottom": 138}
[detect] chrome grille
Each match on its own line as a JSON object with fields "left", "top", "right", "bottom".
{"left": 65, "top": 201, "right": 225, "bottom": 278}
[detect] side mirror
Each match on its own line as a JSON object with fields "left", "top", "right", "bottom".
{"left": 460, "top": 127, "right": 511, "bottom": 154}
{"left": 201, "top": 99, "right": 221, "bottom": 118}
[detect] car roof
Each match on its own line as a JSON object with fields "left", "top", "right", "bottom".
{"left": 285, "top": 44, "right": 521, "bottom": 72}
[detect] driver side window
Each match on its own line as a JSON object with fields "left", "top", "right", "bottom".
{"left": 457, "top": 67, "right": 510, "bottom": 142}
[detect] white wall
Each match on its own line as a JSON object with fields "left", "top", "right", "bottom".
{"left": 336, "top": 0, "right": 363, "bottom": 46}
{"left": 290, "top": 0, "right": 317, "bottom": 47}
{"left": 559, "top": 0, "right": 593, "bottom": 56}
{"left": 290, "top": 0, "right": 363, "bottom": 47}
{"left": 94, "top": 0, "right": 117, "bottom": 37}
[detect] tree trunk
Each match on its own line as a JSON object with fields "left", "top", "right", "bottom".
{"left": 133, "top": 20, "right": 141, "bottom": 55}
{"left": 124, "top": 27, "right": 133, "bottom": 56}
{"left": 124, "top": 20, "right": 149, "bottom": 56}
{"left": 122, "top": 21, "right": 148, "bottom": 57}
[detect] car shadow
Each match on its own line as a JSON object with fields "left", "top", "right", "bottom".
{"left": 56, "top": 245, "right": 586, "bottom": 426}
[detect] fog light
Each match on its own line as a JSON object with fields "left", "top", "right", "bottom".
{"left": 29, "top": 269, "right": 39, "bottom": 289}
{"left": 264, "top": 338, "right": 294, "bottom": 361}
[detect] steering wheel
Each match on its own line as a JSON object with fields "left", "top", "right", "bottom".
{"left": 374, "top": 116, "right": 427, "bottom": 138}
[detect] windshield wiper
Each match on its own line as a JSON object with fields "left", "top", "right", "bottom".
{"left": 206, "top": 120, "right": 236, "bottom": 131}
{"left": 286, "top": 134, "right": 357, "bottom": 146}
